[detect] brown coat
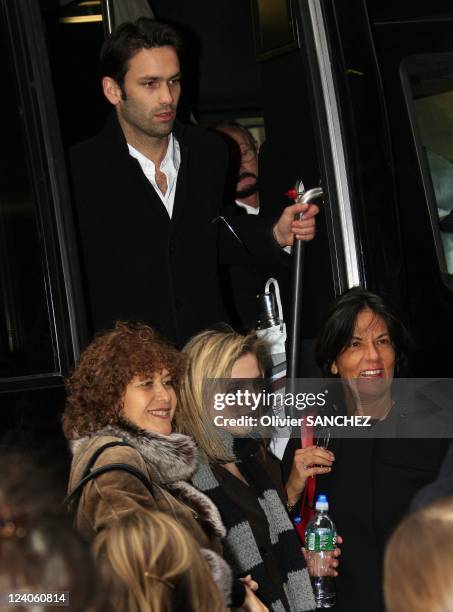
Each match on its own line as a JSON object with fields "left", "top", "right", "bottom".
{"left": 67, "top": 422, "right": 231, "bottom": 600}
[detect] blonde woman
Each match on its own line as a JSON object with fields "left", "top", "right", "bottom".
{"left": 177, "top": 329, "right": 317, "bottom": 612}
{"left": 93, "top": 510, "right": 226, "bottom": 612}
{"left": 384, "top": 496, "right": 453, "bottom": 612}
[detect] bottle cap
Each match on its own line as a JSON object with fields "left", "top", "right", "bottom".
{"left": 315, "top": 493, "right": 329, "bottom": 511}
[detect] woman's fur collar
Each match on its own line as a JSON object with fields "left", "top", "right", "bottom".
{"left": 70, "top": 420, "right": 226, "bottom": 538}
{"left": 70, "top": 419, "right": 197, "bottom": 484}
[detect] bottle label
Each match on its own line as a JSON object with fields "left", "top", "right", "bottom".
{"left": 305, "top": 528, "right": 336, "bottom": 552}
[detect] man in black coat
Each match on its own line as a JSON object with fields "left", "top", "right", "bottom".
{"left": 69, "top": 18, "right": 318, "bottom": 346}
{"left": 213, "top": 121, "right": 270, "bottom": 330}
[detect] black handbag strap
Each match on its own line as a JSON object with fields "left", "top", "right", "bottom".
{"left": 80, "top": 441, "right": 132, "bottom": 480}
{"left": 64, "top": 441, "right": 154, "bottom": 509}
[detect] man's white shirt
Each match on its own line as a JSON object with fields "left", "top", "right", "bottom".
{"left": 127, "top": 134, "right": 181, "bottom": 218}
{"left": 235, "top": 199, "right": 260, "bottom": 215}
{"left": 128, "top": 143, "right": 291, "bottom": 253}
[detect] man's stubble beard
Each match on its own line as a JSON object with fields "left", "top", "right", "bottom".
{"left": 120, "top": 101, "right": 176, "bottom": 140}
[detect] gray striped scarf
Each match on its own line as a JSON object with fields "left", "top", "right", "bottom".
{"left": 192, "top": 439, "right": 315, "bottom": 612}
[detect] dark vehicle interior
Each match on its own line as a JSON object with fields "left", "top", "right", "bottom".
{"left": 2, "top": 0, "right": 453, "bottom": 486}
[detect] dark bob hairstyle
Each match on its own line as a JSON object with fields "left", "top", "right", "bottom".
{"left": 62, "top": 322, "right": 185, "bottom": 440}
{"left": 316, "top": 287, "right": 413, "bottom": 377}
{"left": 100, "top": 17, "right": 183, "bottom": 90}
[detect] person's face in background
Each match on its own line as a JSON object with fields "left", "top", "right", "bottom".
{"left": 122, "top": 369, "right": 177, "bottom": 435}
{"left": 103, "top": 46, "right": 181, "bottom": 142}
{"left": 216, "top": 126, "right": 259, "bottom": 205}
{"left": 230, "top": 352, "right": 262, "bottom": 433}
{"left": 331, "top": 309, "right": 395, "bottom": 414}
{"left": 231, "top": 352, "right": 262, "bottom": 379}
{"left": 210, "top": 352, "right": 263, "bottom": 435}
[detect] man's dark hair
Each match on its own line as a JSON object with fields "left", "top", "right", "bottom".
{"left": 100, "top": 18, "right": 183, "bottom": 90}
{"left": 316, "top": 287, "right": 413, "bottom": 377}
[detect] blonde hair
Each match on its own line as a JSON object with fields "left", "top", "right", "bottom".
{"left": 384, "top": 496, "right": 453, "bottom": 612}
{"left": 92, "top": 510, "right": 226, "bottom": 612}
{"left": 176, "top": 329, "right": 269, "bottom": 463}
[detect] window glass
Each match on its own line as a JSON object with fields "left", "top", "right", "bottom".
{"left": 42, "top": 1, "right": 106, "bottom": 146}
{"left": 0, "top": 10, "right": 55, "bottom": 378}
{"left": 403, "top": 56, "right": 453, "bottom": 274}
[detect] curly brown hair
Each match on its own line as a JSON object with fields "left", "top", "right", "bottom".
{"left": 62, "top": 322, "right": 185, "bottom": 440}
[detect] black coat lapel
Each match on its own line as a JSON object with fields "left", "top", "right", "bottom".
{"left": 170, "top": 122, "right": 190, "bottom": 227}
{"left": 101, "top": 113, "right": 172, "bottom": 223}
{"left": 130, "top": 156, "right": 172, "bottom": 223}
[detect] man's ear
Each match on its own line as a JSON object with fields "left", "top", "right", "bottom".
{"left": 330, "top": 361, "right": 338, "bottom": 376}
{"left": 102, "top": 76, "right": 123, "bottom": 105}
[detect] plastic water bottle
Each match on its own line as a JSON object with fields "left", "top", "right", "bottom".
{"left": 305, "top": 494, "right": 336, "bottom": 608}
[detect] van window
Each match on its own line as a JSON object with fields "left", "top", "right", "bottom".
{"left": 0, "top": 9, "right": 55, "bottom": 378}
{"left": 401, "top": 54, "right": 453, "bottom": 277}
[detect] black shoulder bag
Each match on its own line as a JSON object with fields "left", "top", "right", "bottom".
{"left": 63, "top": 441, "right": 155, "bottom": 511}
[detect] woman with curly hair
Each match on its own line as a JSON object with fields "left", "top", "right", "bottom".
{"left": 62, "top": 322, "right": 236, "bottom": 607}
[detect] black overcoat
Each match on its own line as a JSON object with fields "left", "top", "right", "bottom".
{"left": 69, "top": 115, "right": 288, "bottom": 346}
{"left": 282, "top": 433, "right": 448, "bottom": 612}
{"left": 219, "top": 203, "right": 271, "bottom": 330}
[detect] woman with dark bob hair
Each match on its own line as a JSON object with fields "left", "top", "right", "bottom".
{"left": 316, "top": 287, "right": 412, "bottom": 380}
{"left": 62, "top": 322, "right": 235, "bottom": 607}
{"left": 283, "top": 287, "right": 448, "bottom": 612}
